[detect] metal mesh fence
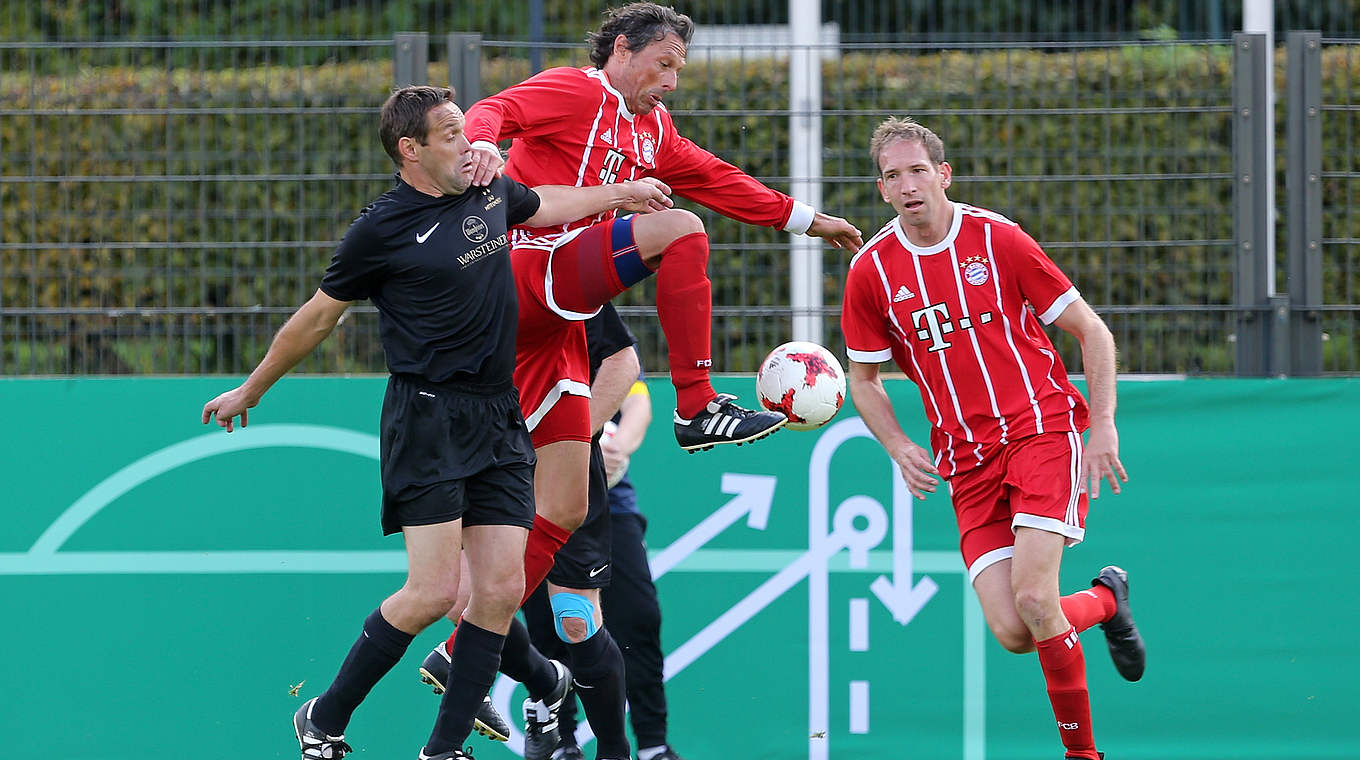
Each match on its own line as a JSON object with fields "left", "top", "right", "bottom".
{"left": 5, "top": 1, "right": 1360, "bottom": 43}
{"left": 1320, "top": 38, "right": 1360, "bottom": 372}
{"left": 1, "top": 32, "right": 1358, "bottom": 377}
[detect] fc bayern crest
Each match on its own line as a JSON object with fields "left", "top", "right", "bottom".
{"left": 961, "top": 256, "right": 990, "bottom": 286}
{"left": 641, "top": 135, "right": 656, "bottom": 164}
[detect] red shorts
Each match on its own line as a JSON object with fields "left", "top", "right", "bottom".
{"left": 513, "top": 220, "right": 637, "bottom": 447}
{"left": 948, "top": 431, "right": 1088, "bottom": 583}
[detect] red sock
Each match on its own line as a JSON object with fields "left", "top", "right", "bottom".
{"left": 1060, "top": 584, "right": 1115, "bottom": 633}
{"left": 519, "top": 514, "right": 573, "bottom": 606}
{"left": 655, "top": 231, "right": 717, "bottom": 418}
{"left": 444, "top": 514, "right": 574, "bottom": 653}
{"left": 1034, "top": 627, "right": 1099, "bottom": 760}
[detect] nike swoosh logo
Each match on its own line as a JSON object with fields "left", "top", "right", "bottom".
{"left": 588, "top": 564, "right": 608, "bottom": 577}
{"left": 415, "top": 222, "right": 440, "bottom": 243}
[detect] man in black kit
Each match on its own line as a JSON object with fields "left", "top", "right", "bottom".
{"left": 200, "top": 85, "right": 670, "bottom": 760}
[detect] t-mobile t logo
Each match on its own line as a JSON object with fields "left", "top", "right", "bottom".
{"left": 909, "top": 302, "right": 993, "bottom": 353}
{"left": 599, "top": 149, "right": 627, "bottom": 184}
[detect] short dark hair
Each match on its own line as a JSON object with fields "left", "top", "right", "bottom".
{"left": 586, "top": 2, "right": 695, "bottom": 69}
{"left": 379, "top": 85, "right": 454, "bottom": 166}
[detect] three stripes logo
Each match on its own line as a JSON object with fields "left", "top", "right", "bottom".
{"left": 703, "top": 410, "right": 743, "bottom": 439}
{"left": 892, "top": 285, "right": 915, "bottom": 303}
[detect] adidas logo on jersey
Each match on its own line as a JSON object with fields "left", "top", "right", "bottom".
{"left": 893, "top": 285, "right": 916, "bottom": 303}
{"left": 600, "top": 128, "right": 614, "bottom": 145}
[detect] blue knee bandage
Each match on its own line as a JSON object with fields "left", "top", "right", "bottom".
{"left": 550, "top": 592, "right": 599, "bottom": 641}
{"left": 610, "top": 215, "right": 652, "bottom": 288}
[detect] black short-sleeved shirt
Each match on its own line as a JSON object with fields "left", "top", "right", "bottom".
{"left": 585, "top": 302, "right": 638, "bottom": 382}
{"left": 320, "top": 175, "right": 540, "bottom": 386}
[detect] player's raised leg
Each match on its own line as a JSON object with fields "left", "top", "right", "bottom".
{"left": 546, "top": 211, "right": 786, "bottom": 451}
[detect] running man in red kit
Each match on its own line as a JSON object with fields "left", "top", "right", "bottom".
{"left": 422, "top": 5, "right": 862, "bottom": 759}
{"left": 841, "top": 116, "right": 1145, "bottom": 760}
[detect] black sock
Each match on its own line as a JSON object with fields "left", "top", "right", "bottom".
{"left": 497, "top": 615, "right": 558, "bottom": 698}
{"left": 312, "top": 608, "right": 414, "bottom": 735}
{"left": 425, "top": 621, "right": 504, "bottom": 754}
{"left": 567, "top": 627, "right": 629, "bottom": 760}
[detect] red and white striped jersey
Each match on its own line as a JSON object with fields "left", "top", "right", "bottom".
{"left": 464, "top": 66, "right": 807, "bottom": 250}
{"left": 841, "top": 203, "right": 1090, "bottom": 477}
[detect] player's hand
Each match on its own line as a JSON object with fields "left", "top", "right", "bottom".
{"left": 1083, "top": 420, "right": 1127, "bottom": 498}
{"left": 807, "top": 212, "right": 863, "bottom": 253}
{"left": 894, "top": 441, "right": 939, "bottom": 500}
{"left": 467, "top": 141, "right": 506, "bottom": 187}
{"left": 201, "top": 386, "right": 256, "bottom": 432}
{"left": 617, "top": 177, "right": 673, "bottom": 214}
{"left": 600, "top": 435, "right": 629, "bottom": 481}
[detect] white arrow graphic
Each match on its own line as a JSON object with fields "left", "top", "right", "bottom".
{"left": 868, "top": 468, "right": 939, "bottom": 624}
{"left": 498, "top": 472, "right": 776, "bottom": 755}
{"left": 663, "top": 527, "right": 849, "bottom": 680}
{"left": 648, "top": 472, "right": 775, "bottom": 580}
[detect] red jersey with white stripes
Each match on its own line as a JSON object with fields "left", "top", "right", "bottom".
{"left": 465, "top": 66, "right": 801, "bottom": 251}
{"left": 841, "top": 203, "right": 1090, "bottom": 477}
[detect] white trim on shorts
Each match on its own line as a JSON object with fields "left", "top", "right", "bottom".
{"left": 523, "top": 378, "right": 592, "bottom": 432}
{"left": 1012, "top": 513, "right": 1086, "bottom": 546}
{"left": 967, "top": 546, "right": 1014, "bottom": 584}
{"left": 543, "top": 226, "right": 605, "bottom": 321}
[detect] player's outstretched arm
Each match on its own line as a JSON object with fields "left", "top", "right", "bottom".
{"left": 590, "top": 345, "right": 641, "bottom": 435}
{"left": 1053, "top": 297, "right": 1128, "bottom": 497}
{"left": 526, "top": 178, "right": 673, "bottom": 227}
{"left": 201, "top": 289, "right": 350, "bottom": 432}
{"left": 806, "top": 211, "right": 864, "bottom": 252}
{"left": 848, "top": 360, "right": 938, "bottom": 499}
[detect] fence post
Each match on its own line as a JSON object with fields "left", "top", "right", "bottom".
{"left": 394, "top": 32, "right": 429, "bottom": 87}
{"left": 1231, "top": 32, "right": 1271, "bottom": 376}
{"left": 448, "top": 33, "right": 483, "bottom": 107}
{"left": 789, "top": 0, "right": 824, "bottom": 345}
{"left": 1286, "top": 30, "right": 1323, "bottom": 376}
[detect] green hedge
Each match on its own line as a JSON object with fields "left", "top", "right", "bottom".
{"left": 3, "top": 45, "right": 1358, "bottom": 375}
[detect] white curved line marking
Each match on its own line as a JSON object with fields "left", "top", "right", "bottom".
{"left": 28, "top": 424, "right": 379, "bottom": 555}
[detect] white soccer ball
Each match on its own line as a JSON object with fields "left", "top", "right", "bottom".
{"left": 755, "top": 341, "right": 847, "bottom": 431}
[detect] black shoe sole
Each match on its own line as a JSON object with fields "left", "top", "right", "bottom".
{"left": 680, "top": 418, "right": 787, "bottom": 453}
{"left": 419, "top": 669, "right": 510, "bottom": 742}
{"left": 1093, "top": 565, "right": 1145, "bottom": 682}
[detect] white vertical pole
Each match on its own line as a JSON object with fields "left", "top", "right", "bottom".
{"left": 789, "top": 0, "right": 823, "bottom": 344}
{"left": 1243, "top": 0, "right": 1276, "bottom": 295}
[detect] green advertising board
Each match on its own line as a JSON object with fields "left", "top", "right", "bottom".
{"left": 1, "top": 377, "right": 1356, "bottom": 759}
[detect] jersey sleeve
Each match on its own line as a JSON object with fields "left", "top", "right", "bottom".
{"left": 501, "top": 177, "right": 541, "bottom": 227}
{"left": 465, "top": 68, "right": 597, "bottom": 144}
{"left": 1004, "top": 224, "right": 1079, "bottom": 324}
{"left": 841, "top": 251, "right": 895, "bottom": 364}
{"left": 318, "top": 214, "right": 383, "bottom": 302}
{"left": 652, "top": 125, "right": 798, "bottom": 231}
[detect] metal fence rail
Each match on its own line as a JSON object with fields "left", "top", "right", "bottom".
{"left": 1, "top": 34, "right": 1357, "bottom": 377}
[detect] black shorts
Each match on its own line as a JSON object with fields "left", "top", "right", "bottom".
{"left": 379, "top": 374, "right": 537, "bottom": 535}
{"left": 545, "top": 435, "right": 612, "bottom": 588}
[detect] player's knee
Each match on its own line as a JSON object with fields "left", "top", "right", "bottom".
{"left": 550, "top": 591, "right": 599, "bottom": 644}
{"left": 1012, "top": 587, "right": 1053, "bottom": 623}
{"left": 635, "top": 209, "right": 705, "bottom": 264}
{"left": 537, "top": 498, "right": 588, "bottom": 533}
{"left": 991, "top": 624, "right": 1036, "bottom": 654}
{"left": 659, "top": 208, "right": 705, "bottom": 237}
{"left": 484, "top": 574, "right": 526, "bottom": 610}
{"left": 400, "top": 584, "right": 462, "bottom": 627}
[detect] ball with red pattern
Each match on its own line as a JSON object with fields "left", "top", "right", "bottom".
{"left": 755, "top": 341, "right": 847, "bottom": 431}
